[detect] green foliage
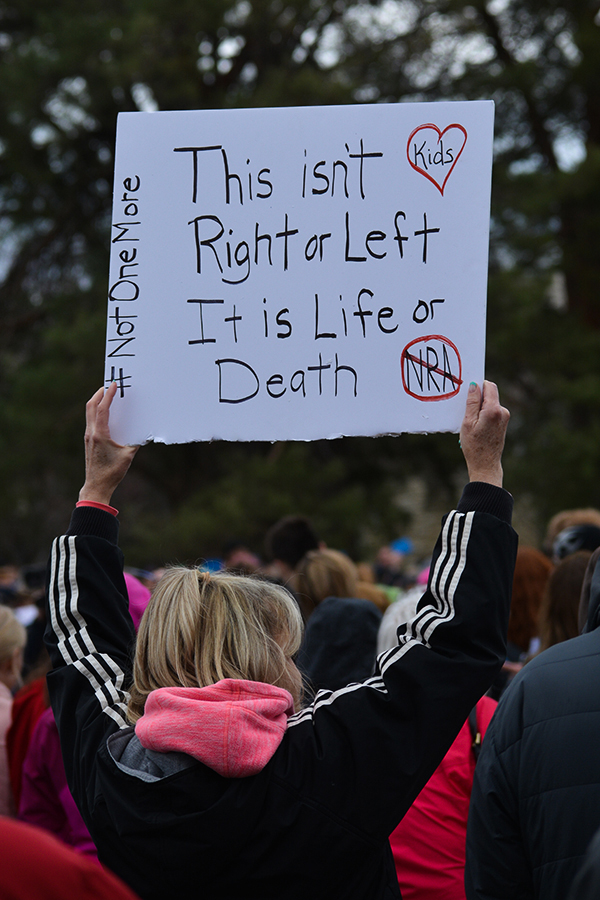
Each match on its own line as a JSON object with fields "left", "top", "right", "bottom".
{"left": 1, "top": 0, "right": 600, "bottom": 562}
{"left": 118, "top": 438, "right": 415, "bottom": 567}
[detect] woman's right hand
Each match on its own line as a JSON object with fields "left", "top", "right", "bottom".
{"left": 459, "top": 381, "right": 510, "bottom": 488}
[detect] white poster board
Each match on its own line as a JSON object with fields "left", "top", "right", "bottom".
{"left": 104, "top": 101, "right": 494, "bottom": 444}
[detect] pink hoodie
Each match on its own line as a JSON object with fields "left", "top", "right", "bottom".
{"left": 135, "top": 679, "right": 294, "bottom": 778}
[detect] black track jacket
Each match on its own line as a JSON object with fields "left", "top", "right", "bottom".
{"left": 46, "top": 482, "right": 516, "bottom": 900}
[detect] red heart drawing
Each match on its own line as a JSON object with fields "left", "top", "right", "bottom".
{"left": 406, "top": 123, "right": 468, "bottom": 196}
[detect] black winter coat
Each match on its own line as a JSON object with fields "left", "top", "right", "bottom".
{"left": 466, "top": 555, "right": 600, "bottom": 900}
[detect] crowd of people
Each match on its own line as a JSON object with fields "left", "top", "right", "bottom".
{"left": 1, "top": 380, "right": 600, "bottom": 898}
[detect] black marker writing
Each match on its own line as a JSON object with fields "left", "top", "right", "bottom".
{"left": 187, "top": 298, "right": 225, "bottom": 344}
{"left": 174, "top": 145, "right": 273, "bottom": 205}
{"left": 302, "top": 139, "right": 383, "bottom": 200}
{"left": 215, "top": 353, "right": 358, "bottom": 403}
{"left": 414, "top": 212, "right": 440, "bottom": 263}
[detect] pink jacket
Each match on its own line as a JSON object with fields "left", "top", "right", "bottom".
{"left": 389, "top": 695, "right": 497, "bottom": 899}
{"left": 18, "top": 706, "right": 97, "bottom": 857}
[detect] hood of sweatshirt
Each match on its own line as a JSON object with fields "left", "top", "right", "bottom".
{"left": 135, "top": 679, "right": 294, "bottom": 778}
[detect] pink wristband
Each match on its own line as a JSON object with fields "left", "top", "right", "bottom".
{"left": 76, "top": 500, "right": 119, "bottom": 516}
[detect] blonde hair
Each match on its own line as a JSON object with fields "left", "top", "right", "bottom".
{"left": 294, "top": 549, "right": 358, "bottom": 615}
{"left": 0, "top": 605, "right": 26, "bottom": 663}
{"left": 128, "top": 569, "right": 303, "bottom": 723}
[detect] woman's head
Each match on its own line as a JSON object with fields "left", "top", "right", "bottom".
{"left": 128, "top": 568, "right": 303, "bottom": 722}
{"left": 0, "top": 605, "right": 26, "bottom": 692}
{"left": 293, "top": 549, "right": 358, "bottom": 617}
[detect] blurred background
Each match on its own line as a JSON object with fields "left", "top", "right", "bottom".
{"left": 0, "top": 0, "right": 599, "bottom": 570}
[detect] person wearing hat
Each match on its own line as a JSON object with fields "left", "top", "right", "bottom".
{"left": 552, "top": 524, "right": 600, "bottom": 563}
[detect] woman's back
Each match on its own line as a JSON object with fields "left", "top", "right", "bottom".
{"left": 44, "top": 380, "right": 517, "bottom": 900}
{"left": 46, "top": 493, "right": 516, "bottom": 899}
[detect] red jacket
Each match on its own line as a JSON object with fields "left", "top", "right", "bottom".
{"left": 6, "top": 675, "right": 48, "bottom": 808}
{"left": 390, "top": 695, "right": 497, "bottom": 899}
{"left": 0, "top": 816, "right": 138, "bottom": 900}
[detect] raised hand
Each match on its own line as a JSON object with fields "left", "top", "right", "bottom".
{"left": 78, "top": 382, "right": 139, "bottom": 506}
{"left": 459, "top": 381, "right": 510, "bottom": 488}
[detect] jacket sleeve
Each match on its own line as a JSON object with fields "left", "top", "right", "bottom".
{"left": 465, "top": 677, "right": 533, "bottom": 900}
{"left": 44, "top": 506, "right": 136, "bottom": 824}
{"left": 283, "top": 482, "right": 518, "bottom": 841}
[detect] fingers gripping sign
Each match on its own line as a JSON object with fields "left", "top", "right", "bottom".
{"left": 79, "top": 382, "right": 140, "bottom": 506}
{"left": 459, "top": 380, "right": 509, "bottom": 488}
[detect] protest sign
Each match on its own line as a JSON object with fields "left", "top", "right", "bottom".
{"left": 104, "top": 100, "right": 494, "bottom": 444}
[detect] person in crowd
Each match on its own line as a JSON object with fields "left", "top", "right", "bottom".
{"left": 0, "top": 563, "right": 20, "bottom": 590}
{"left": 294, "top": 547, "right": 388, "bottom": 619}
{"left": 508, "top": 546, "right": 553, "bottom": 658}
{"left": 568, "top": 826, "right": 600, "bottom": 900}
{"left": 123, "top": 572, "right": 152, "bottom": 631}
{"left": 16, "top": 572, "right": 151, "bottom": 855}
{"left": 0, "top": 605, "right": 26, "bottom": 816}
{"left": 376, "top": 608, "right": 496, "bottom": 899}
{"left": 376, "top": 581, "right": 427, "bottom": 656}
{"left": 0, "top": 816, "right": 140, "bottom": 900}
{"left": 489, "top": 545, "right": 553, "bottom": 698}
{"left": 543, "top": 508, "right": 600, "bottom": 557}
{"left": 355, "top": 563, "right": 390, "bottom": 613}
{"left": 552, "top": 524, "right": 600, "bottom": 564}
{"left": 18, "top": 705, "right": 98, "bottom": 857}
{"left": 354, "top": 579, "right": 390, "bottom": 613}
{"left": 373, "top": 537, "right": 415, "bottom": 590}
{"left": 44, "top": 380, "right": 516, "bottom": 900}
{"left": 6, "top": 652, "right": 51, "bottom": 810}
{"left": 390, "top": 698, "right": 496, "bottom": 899}
{"left": 294, "top": 548, "right": 382, "bottom": 693}
{"left": 537, "top": 550, "right": 591, "bottom": 653}
{"left": 577, "top": 547, "right": 600, "bottom": 632}
{"left": 221, "top": 540, "right": 262, "bottom": 576}
{"left": 262, "top": 514, "right": 322, "bottom": 587}
{"left": 8, "top": 582, "right": 149, "bottom": 815}
{"left": 294, "top": 548, "right": 358, "bottom": 617}
{"left": 465, "top": 550, "right": 600, "bottom": 900}
{"left": 15, "top": 563, "right": 49, "bottom": 678}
